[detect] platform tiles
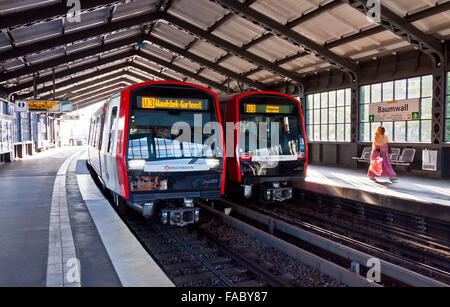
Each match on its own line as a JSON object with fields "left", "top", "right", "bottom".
{"left": 295, "top": 165, "right": 450, "bottom": 222}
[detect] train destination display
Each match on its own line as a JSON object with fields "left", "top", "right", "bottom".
{"left": 369, "top": 98, "right": 420, "bottom": 122}
{"left": 244, "top": 104, "right": 294, "bottom": 114}
{"left": 138, "top": 97, "right": 208, "bottom": 111}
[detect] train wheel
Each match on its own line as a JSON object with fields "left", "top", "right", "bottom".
{"left": 114, "top": 194, "right": 129, "bottom": 215}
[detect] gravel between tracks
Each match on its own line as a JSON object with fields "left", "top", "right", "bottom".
{"left": 204, "top": 219, "right": 346, "bottom": 287}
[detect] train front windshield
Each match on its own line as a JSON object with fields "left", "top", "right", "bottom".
{"left": 129, "top": 111, "right": 218, "bottom": 160}
{"left": 128, "top": 86, "right": 223, "bottom": 163}
{"left": 239, "top": 95, "right": 306, "bottom": 158}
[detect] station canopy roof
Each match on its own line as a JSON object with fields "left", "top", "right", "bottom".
{"left": 0, "top": 0, "right": 448, "bottom": 108}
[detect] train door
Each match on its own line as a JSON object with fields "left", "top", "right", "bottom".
{"left": 102, "top": 94, "right": 120, "bottom": 192}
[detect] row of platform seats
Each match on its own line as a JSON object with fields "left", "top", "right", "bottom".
{"left": 352, "top": 147, "right": 416, "bottom": 166}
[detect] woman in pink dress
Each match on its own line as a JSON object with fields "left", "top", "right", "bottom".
{"left": 368, "top": 126, "right": 397, "bottom": 182}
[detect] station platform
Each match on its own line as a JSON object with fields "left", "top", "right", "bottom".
{"left": 0, "top": 147, "right": 173, "bottom": 287}
{"left": 295, "top": 165, "right": 450, "bottom": 223}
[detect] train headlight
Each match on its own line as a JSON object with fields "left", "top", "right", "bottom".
{"left": 206, "top": 159, "right": 220, "bottom": 168}
{"left": 129, "top": 160, "right": 145, "bottom": 170}
{"left": 194, "top": 209, "right": 200, "bottom": 222}
{"left": 161, "top": 212, "right": 168, "bottom": 225}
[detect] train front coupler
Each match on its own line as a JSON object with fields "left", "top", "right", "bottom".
{"left": 161, "top": 198, "right": 200, "bottom": 227}
{"left": 262, "top": 182, "right": 293, "bottom": 202}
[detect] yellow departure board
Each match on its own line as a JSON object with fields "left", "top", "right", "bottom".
{"left": 28, "top": 100, "right": 61, "bottom": 113}
{"left": 243, "top": 104, "right": 293, "bottom": 114}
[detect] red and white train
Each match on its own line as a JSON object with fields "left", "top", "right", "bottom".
{"left": 87, "top": 81, "right": 226, "bottom": 226}
{"left": 220, "top": 92, "right": 307, "bottom": 203}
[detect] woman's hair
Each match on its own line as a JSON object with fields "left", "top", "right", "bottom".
{"left": 373, "top": 125, "right": 388, "bottom": 149}
{"left": 375, "top": 126, "right": 385, "bottom": 136}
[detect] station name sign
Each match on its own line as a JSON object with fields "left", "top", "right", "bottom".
{"left": 369, "top": 99, "right": 419, "bottom": 122}
{"left": 244, "top": 104, "right": 294, "bottom": 114}
{"left": 138, "top": 97, "right": 208, "bottom": 111}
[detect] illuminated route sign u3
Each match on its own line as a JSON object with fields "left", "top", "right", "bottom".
{"left": 244, "top": 104, "right": 294, "bottom": 114}
{"left": 137, "top": 97, "right": 209, "bottom": 111}
{"left": 28, "top": 100, "right": 62, "bottom": 113}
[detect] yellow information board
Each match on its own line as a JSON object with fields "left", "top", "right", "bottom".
{"left": 243, "top": 104, "right": 293, "bottom": 114}
{"left": 28, "top": 100, "right": 61, "bottom": 113}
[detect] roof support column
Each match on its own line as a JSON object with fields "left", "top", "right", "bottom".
{"left": 431, "top": 57, "right": 446, "bottom": 146}
{"left": 350, "top": 77, "right": 360, "bottom": 144}
{"left": 297, "top": 84, "right": 306, "bottom": 117}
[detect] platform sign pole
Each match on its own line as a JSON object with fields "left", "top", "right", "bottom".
{"left": 52, "top": 67, "right": 56, "bottom": 100}
{"left": 33, "top": 73, "right": 38, "bottom": 99}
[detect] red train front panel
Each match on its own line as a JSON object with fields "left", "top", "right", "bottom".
{"left": 221, "top": 92, "right": 308, "bottom": 202}
{"left": 88, "top": 81, "right": 225, "bottom": 226}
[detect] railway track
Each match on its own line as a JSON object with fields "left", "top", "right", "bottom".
{"left": 280, "top": 200, "right": 450, "bottom": 272}
{"left": 213, "top": 198, "right": 449, "bottom": 287}
{"left": 124, "top": 213, "right": 292, "bottom": 287}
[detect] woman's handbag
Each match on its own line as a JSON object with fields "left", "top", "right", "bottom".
{"left": 369, "top": 157, "right": 383, "bottom": 176}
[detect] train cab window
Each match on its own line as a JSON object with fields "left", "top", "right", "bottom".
{"left": 239, "top": 96, "right": 304, "bottom": 157}
{"left": 107, "top": 107, "right": 118, "bottom": 153}
{"left": 127, "top": 88, "right": 221, "bottom": 162}
{"left": 129, "top": 110, "right": 214, "bottom": 160}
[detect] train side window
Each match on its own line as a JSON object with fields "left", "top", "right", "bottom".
{"left": 88, "top": 120, "right": 94, "bottom": 146}
{"left": 94, "top": 120, "right": 99, "bottom": 148}
{"left": 107, "top": 107, "right": 118, "bottom": 153}
{"left": 98, "top": 113, "right": 105, "bottom": 150}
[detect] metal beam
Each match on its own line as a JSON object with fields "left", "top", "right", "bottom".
{"left": 129, "top": 61, "right": 179, "bottom": 82}
{"left": 70, "top": 82, "right": 129, "bottom": 102}
{"left": 235, "top": 1, "right": 343, "bottom": 51}
{"left": 40, "top": 74, "right": 130, "bottom": 100}
{"left": 40, "top": 70, "right": 151, "bottom": 100}
{"left": 209, "top": 0, "right": 359, "bottom": 77}
{"left": 0, "top": 12, "right": 163, "bottom": 63}
{"left": 7, "top": 51, "right": 135, "bottom": 94}
{"left": 143, "top": 35, "right": 266, "bottom": 90}
{"left": 0, "top": 36, "right": 142, "bottom": 81}
{"left": 0, "top": 0, "right": 125, "bottom": 29}
{"left": 75, "top": 86, "right": 125, "bottom": 104}
{"left": 39, "top": 70, "right": 137, "bottom": 99}
{"left": 124, "top": 69, "right": 153, "bottom": 82}
{"left": 15, "top": 62, "right": 130, "bottom": 99}
{"left": 18, "top": 58, "right": 186, "bottom": 100}
{"left": 58, "top": 78, "right": 134, "bottom": 100}
{"left": 246, "top": 2, "right": 450, "bottom": 77}
{"left": 14, "top": 47, "right": 229, "bottom": 98}
{"left": 163, "top": 14, "right": 304, "bottom": 83}
{"left": 342, "top": 0, "right": 445, "bottom": 64}
{"left": 136, "top": 52, "right": 230, "bottom": 92}
{"left": 74, "top": 88, "right": 125, "bottom": 107}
